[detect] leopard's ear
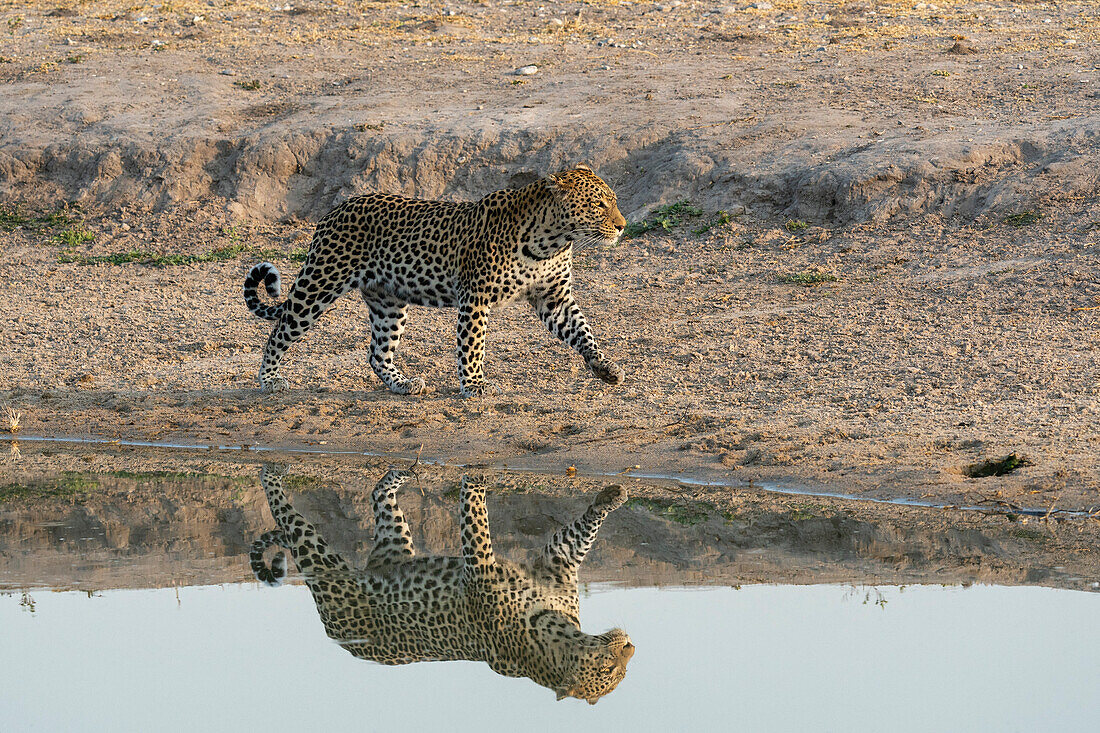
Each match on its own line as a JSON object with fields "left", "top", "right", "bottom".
{"left": 555, "top": 689, "right": 569, "bottom": 701}
{"left": 544, "top": 173, "right": 570, "bottom": 192}
{"left": 574, "top": 162, "right": 592, "bottom": 172}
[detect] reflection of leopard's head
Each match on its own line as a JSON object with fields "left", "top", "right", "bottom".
{"left": 546, "top": 166, "right": 627, "bottom": 246}
{"left": 555, "top": 628, "right": 635, "bottom": 705}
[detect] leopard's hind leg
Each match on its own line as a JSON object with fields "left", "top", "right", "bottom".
{"left": 362, "top": 290, "right": 425, "bottom": 395}
{"left": 258, "top": 464, "right": 351, "bottom": 575}
{"left": 257, "top": 254, "right": 354, "bottom": 394}
{"left": 366, "top": 468, "right": 417, "bottom": 568}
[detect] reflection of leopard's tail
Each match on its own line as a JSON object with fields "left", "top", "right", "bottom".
{"left": 250, "top": 529, "right": 290, "bottom": 586}
{"left": 243, "top": 262, "right": 285, "bottom": 321}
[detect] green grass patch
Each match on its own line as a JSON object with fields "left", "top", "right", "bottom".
{"left": 1004, "top": 210, "right": 1042, "bottom": 227}
{"left": 54, "top": 228, "right": 95, "bottom": 246}
{"left": 284, "top": 475, "right": 331, "bottom": 492}
{"left": 626, "top": 497, "right": 713, "bottom": 526}
{"left": 784, "top": 219, "right": 809, "bottom": 233}
{"left": 60, "top": 244, "right": 293, "bottom": 267}
{"left": 1008, "top": 527, "right": 1047, "bottom": 542}
{"left": 0, "top": 473, "right": 98, "bottom": 503}
{"left": 624, "top": 201, "right": 704, "bottom": 238}
{"left": 101, "top": 469, "right": 249, "bottom": 484}
{"left": 789, "top": 503, "right": 821, "bottom": 521}
{"left": 777, "top": 269, "right": 838, "bottom": 286}
{"left": 234, "top": 79, "right": 262, "bottom": 91}
{"left": 0, "top": 206, "right": 80, "bottom": 232}
{"left": 692, "top": 209, "right": 736, "bottom": 236}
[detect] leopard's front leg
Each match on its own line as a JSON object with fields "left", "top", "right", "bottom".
{"left": 456, "top": 295, "right": 492, "bottom": 397}
{"left": 531, "top": 283, "right": 623, "bottom": 386}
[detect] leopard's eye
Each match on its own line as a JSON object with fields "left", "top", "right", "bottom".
{"left": 601, "top": 666, "right": 614, "bottom": 674}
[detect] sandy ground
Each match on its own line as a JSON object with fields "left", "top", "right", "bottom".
{"left": 1, "top": 1, "right": 1099, "bottom": 509}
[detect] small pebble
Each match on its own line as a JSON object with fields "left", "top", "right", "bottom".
{"left": 514, "top": 64, "right": 538, "bottom": 76}
{"left": 750, "top": 1, "right": 773, "bottom": 9}
{"left": 220, "top": 69, "right": 236, "bottom": 76}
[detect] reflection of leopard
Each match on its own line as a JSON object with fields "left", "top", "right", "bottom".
{"left": 250, "top": 466, "right": 634, "bottom": 703}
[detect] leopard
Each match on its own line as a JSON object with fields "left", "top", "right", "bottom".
{"left": 249, "top": 464, "right": 634, "bottom": 703}
{"left": 242, "top": 166, "right": 627, "bottom": 397}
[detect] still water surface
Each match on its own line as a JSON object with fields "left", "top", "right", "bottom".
{"left": 2, "top": 583, "right": 1097, "bottom": 732}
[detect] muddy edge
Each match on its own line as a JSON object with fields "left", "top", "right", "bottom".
{"left": 2, "top": 446, "right": 1098, "bottom": 592}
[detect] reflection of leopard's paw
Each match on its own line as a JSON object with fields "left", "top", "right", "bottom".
{"left": 260, "top": 374, "right": 290, "bottom": 394}
{"left": 589, "top": 360, "right": 624, "bottom": 386}
{"left": 374, "top": 467, "right": 415, "bottom": 499}
{"left": 260, "top": 463, "right": 290, "bottom": 481}
{"left": 461, "top": 475, "right": 490, "bottom": 495}
{"left": 593, "top": 485, "right": 628, "bottom": 512}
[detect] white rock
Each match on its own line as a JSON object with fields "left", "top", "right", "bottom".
{"left": 750, "top": 2, "right": 772, "bottom": 9}
{"left": 515, "top": 65, "right": 539, "bottom": 75}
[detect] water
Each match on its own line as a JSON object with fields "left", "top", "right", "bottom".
{"left": 2, "top": 584, "right": 1097, "bottom": 732}
{"left": 1, "top": 445, "right": 1098, "bottom": 731}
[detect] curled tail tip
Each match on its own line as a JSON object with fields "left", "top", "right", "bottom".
{"left": 244, "top": 262, "right": 285, "bottom": 320}
{"left": 250, "top": 532, "right": 289, "bottom": 587}
{"left": 250, "top": 261, "right": 282, "bottom": 299}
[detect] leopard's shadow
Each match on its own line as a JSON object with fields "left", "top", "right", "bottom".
{"left": 249, "top": 465, "right": 634, "bottom": 704}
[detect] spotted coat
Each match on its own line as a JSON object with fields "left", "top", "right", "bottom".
{"left": 250, "top": 465, "right": 634, "bottom": 703}
{"left": 242, "top": 167, "right": 627, "bottom": 397}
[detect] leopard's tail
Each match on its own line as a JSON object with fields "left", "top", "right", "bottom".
{"left": 250, "top": 529, "right": 290, "bottom": 587}
{"left": 243, "top": 262, "right": 285, "bottom": 321}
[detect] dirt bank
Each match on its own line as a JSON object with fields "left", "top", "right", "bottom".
{"left": 2, "top": 1, "right": 1099, "bottom": 223}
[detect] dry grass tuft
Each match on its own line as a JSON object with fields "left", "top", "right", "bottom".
{"left": 6, "top": 406, "right": 22, "bottom": 434}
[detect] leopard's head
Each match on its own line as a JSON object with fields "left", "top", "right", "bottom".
{"left": 545, "top": 166, "right": 627, "bottom": 246}
{"left": 554, "top": 628, "right": 635, "bottom": 705}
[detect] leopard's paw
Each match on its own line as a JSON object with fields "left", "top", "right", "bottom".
{"left": 460, "top": 379, "right": 496, "bottom": 398}
{"left": 589, "top": 359, "right": 624, "bottom": 386}
{"left": 259, "top": 374, "right": 290, "bottom": 394}
{"left": 391, "top": 376, "right": 426, "bottom": 396}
